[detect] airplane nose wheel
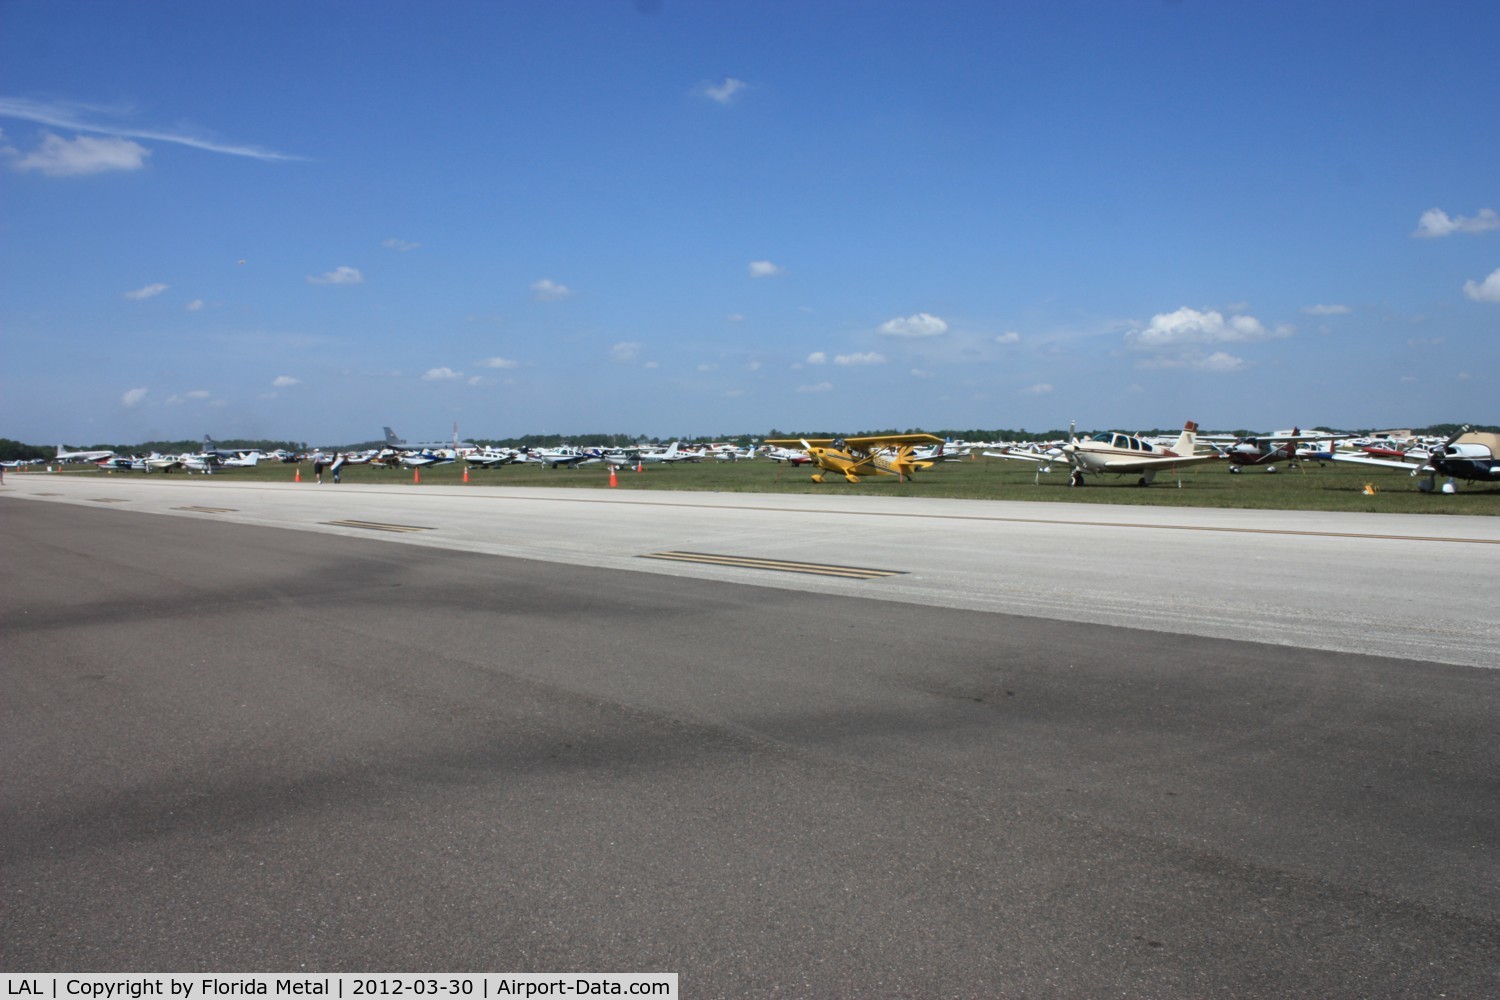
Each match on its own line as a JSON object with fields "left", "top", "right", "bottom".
{"left": 1069, "top": 469, "right": 1085, "bottom": 487}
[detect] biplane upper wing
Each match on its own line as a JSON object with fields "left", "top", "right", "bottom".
{"left": 842, "top": 433, "right": 946, "bottom": 449}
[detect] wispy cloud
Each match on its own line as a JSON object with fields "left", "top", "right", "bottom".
{"left": 531, "top": 278, "right": 575, "bottom": 301}
{"left": 1463, "top": 267, "right": 1500, "bottom": 303}
{"left": 477, "top": 356, "right": 518, "bottom": 369}
{"left": 806, "top": 351, "right": 827, "bottom": 365}
{"left": 382, "top": 238, "right": 421, "bottom": 251}
{"left": 834, "top": 352, "right": 885, "bottom": 365}
{"left": 0, "top": 96, "right": 299, "bottom": 162}
{"left": 121, "top": 387, "right": 148, "bottom": 407}
{"left": 797, "top": 381, "right": 833, "bottom": 393}
{"left": 610, "top": 341, "right": 642, "bottom": 363}
{"left": 185, "top": 299, "right": 205, "bottom": 312}
{"left": 272, "top": 375, "right": 302, "bottom": 388}
{"left": 1302, "top": 304, "right": 1350, "bottom": 316}
{"left": 421, "top": 367, "right": 462, "bottom": 381}
{"left": 124, "top": 282, "right": 168, "bottom": 300}
{"left": 307, "top": 266, "right": 363, "bottom": 285}
{"left": 1137, "top": 351, "right": 1247, "bottom": 373}
{"left": 1021, "top": 383, "right": 1054, "bottom": 394}
{"left": 994, "top": 331, "right": 1021, "bottom": 344}
{"left": 699, "top": 77, "right": 747, "bottom": 105}
{"left": 748, "top": 260, "right": 784, "bottom": 278}
{"left": 879, "top": 312, "right": 948, "bottom": 337}
{"left": 1412, "top": 207, "right": 1499, "bottom": 238}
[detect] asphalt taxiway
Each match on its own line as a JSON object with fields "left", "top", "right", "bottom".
{"left": 3, "top": 479, "right": 1498, "bottom": 995}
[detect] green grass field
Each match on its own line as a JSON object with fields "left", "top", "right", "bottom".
{"left": 41, "top": 454, "right": 1500, "bottom": 515}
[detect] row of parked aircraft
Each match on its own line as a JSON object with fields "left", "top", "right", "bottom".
{"left": 31, "top": 423, "right": 1499, "bottom": 494}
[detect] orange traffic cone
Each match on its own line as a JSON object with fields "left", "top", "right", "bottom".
{"left": 609, "top": 467, "right": 618, "bottom": 488}
{"left": 414, "top": 467, "right": 421, "bottom": 484}
{"left": 463, "top": 466, "right": 469, "bottom": 483}
{"left": 295, "top": 467, "right": 301, "bottom": 482}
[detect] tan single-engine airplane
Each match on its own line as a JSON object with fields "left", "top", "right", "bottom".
{"left": 763, "top": 433, "right": 946, "bottom": 483}
{"left": 983, "top": 421, "right": 1217, "bottom": 486}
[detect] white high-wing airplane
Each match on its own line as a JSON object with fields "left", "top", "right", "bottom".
{"left": 603, "top": 442, "right": 687, "bottom": 466}
{"left": 220, "top": 452, "right": 261, "bottom": 468}
{"left": 984, "top": 421, "right": 1217, "bottom": 486}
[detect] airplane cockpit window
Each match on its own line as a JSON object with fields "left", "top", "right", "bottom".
{"left": 1113, "top": 434, "right": 1128, "bottom": 449}
{"left": 1091, "top": 432, "right": 1112, "bottom": 443}
{"left": 1128, "top": 437, "right": 1142, "bottom": 451}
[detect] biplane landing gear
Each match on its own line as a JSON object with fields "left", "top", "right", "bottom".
{"left": 811, "top": 473, "right": 826, "bottom": 484}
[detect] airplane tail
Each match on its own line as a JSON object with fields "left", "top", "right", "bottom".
{"left": 384, "top": 426, "right": 405, "bottom": 446}
{"left": 1172, "top": 421, "right": 1200, "bottom": 456}
{"left": 664, "top": 441, "right": 679, "bottom": 458}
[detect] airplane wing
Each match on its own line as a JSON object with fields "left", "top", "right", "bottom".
{"left": 1095, "top": 453, "right": 1220, "bottom": 473}
{"left": 765, "top": 438, "right": 833, "bottom": 447}
{"left": 982, "top": 449, "right": 1057, "bottom": 466}
{"left": 844, "top": 433, "right": 946, "bottom": 448}
{"left": 1330, "top": 453, "right": 1431, "bottom": 472}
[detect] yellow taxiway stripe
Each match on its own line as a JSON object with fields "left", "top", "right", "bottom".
{"left": 639, "top": 550, "right": 904, "bottom": 580}
{"left": 321, "top": 519, "right": 434, "bottom": 534}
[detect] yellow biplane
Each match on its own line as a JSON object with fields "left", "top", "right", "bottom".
{"left": 763, "top": 433, "right": 945, "bottom": 483}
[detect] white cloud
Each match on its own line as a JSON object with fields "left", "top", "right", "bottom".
{"left": 467, "top": 376, "right": 484, "bottom": 386}
{"left": 531, "top": 278, "right": 575, "bottom": 301}
{"left": 124, "top": 282, "right": 168, "bottom": 300}
{"left": 12, "top": 132, "right": 149, "bottom": 176}
{"left": 746, "top": 360, "right": 762, "bottom": 371}
{"left": 1137, "top": 351, "right": 1247, "bottom": 373}
{"left": 1021, "top": 383, "right": 1053, "bottom": 395}
{"left": 1125, "top": 307, "right": 1291, "bottom": 350}
{"left": 806, "top": 351, "right": 828, "bottom": 365}
{"left": 1413, "top": 207, "right": 1500, "bottom": 238}
{"left": 797, "top": 381, "right": 833, "bottom": 393}
{"left": 272, "top": 375, "right": 302, "bottom": 387}
{"left": 1302, "top": 304, "right": 1350, "bottom": 316}
{"left": 748, "top": 260, "right": 784, "bottom": 278}
{"left": 879, "top": 312, "right": 948, "bottom": 337}
{"left": 421, "top": 367, "right": 462, "bottom": 381}
{"left": 382, "top": 238, "right": 421, "bottom": 251}
{"left": 911, "top": 368, "right": 936, "bottom": 378}
{"left": 643, "top": 361, "right": 660, "bottom": 369}
{"left": 121, "top": 387, "right": 148, "bottom": 407}
{"left": 185, "top": 298, "right": 205, "bottom": 312}
{"left": 994, "top": 331, "right": 1021, "bottom": 344}
{"left": 834, "top": 352, "right": 886, "bottom": 365}
{"left": 165, "top": 389, "right": 211, "bottom": 405}
{"left": 477, "top": 356, "right": 518, "bottom": 369}
{"left": 726, "top": 313, "right": 745, "bottom": 323}
{"left": 610, "top": 341, "right": 642, "bottom": 363}
{"left": 700, "top": 77, "right": 747, "bottom": 104}
{"left": 1463, "top": 267, "right": 1500, "bottom": 303}
{"left": 697, "top": 363, "right": 719, "bottom": 372}
{"left": 307, "top": 266, "right": 363, "bottom": 285}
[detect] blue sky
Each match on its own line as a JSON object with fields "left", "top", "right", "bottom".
{"left": 2, "top": 0, "right": 1495, "bottom": 445}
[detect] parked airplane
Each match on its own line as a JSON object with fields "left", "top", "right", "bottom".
{"left": 764, "top": 445, "right": 813, "bottom": 466}
{"left": 984, "top": 421, "right": 1216, "bottom": 486}
{"left": 1331, "top": 426, "right": 1500, "bottom": 493}
{"left": 1221, "top": 428, "right": 1351, "bottom": 473}
{"left": 762, "top": 434, "right": 945, "bottom": 483}
{"left": 603, "top": 442, "right": 688, "bottom": 466}
{"left": 56, "top": 444, "right": 117, "bottom": 463}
